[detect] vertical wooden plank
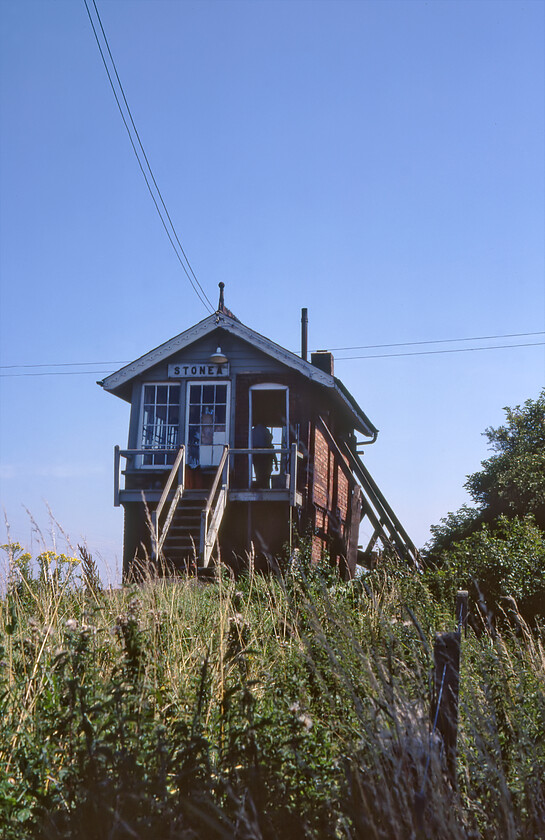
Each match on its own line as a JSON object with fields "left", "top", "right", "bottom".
{"left": 346, "top": 484, "right": 362, "bottom": 578}
{"left": 289, "top": 442, "right": 297, "bottom": 506}
{"left": 114, "top": 445, "right": 120, "bottom": 507}
{"left": 456, "top": 590, "right": 469, "bottom": 635}
{"left": 432, "top": 631, "right": 461, "bottom": 785}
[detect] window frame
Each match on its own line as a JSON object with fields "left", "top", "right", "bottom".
{"left": 138, "top": 382, "right": 182, "bottom": 469}
{"left": 248, "top": 383, "right": 290, "bottom": 482}
{"left": 185, "top": 379, "right": 231, "bottom": 468}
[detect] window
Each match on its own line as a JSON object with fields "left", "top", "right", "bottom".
{"left": 186, "top": 382, "right": 229, "bottom": 467}
{"left": 141, "top": 384, "right": 180, "bottom": 466}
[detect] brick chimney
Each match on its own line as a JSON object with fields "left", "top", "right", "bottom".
{"left": 311, "top": 351, "right": 334, "bottom": 376}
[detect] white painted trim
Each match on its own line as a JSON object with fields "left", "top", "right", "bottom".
{"left": 101, "top": 313, "right": 377, "bottom": 437}
{"left": 185, "top": 380, "right": 231, "bottom": 468}
{"left": 138, "top": 382, "right": 182, "bottom": 469}
{"left": 248, "top": 384, "right": 290, "bottom": 483}
{"left": 249, "top": 383, "right": 289, "bottom": 391}
{"left": 101, "top": 313, "right": 333, "bottom": 391}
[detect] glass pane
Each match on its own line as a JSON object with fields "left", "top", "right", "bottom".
{"left": 203, "top": 385, "right": 214, "bottom": 403}
{"left": 152, "top": 428, "right": 164, "bottom": 447}
{"left": 201, "top": 417, "right": 213, "bottom": 444}
{"left": 142, "top": 407, "right": 155, "bottom": 425}
{"left": 184, "top": 381, "right": 229, "bottom": 467}
{"left": 140, "top": 383, "right": 180, "bottom": 464}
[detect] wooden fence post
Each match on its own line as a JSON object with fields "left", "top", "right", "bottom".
{"left": 432, "top": 631, "right": 460, "bottom": 785}
{"left": 456, "top": 590, "right": 468, "bottom": 636}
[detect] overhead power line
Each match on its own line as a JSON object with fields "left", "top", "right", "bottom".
{"left": 336, "top": 340, "right": 545, "bottom": 361}
{"left": 1, "top": 335, "right": 543, "bottom": 377}
{"left": 0, "top": 371, "right": 119, "bottom": 378}
{"left": 2, "top": 330, "right": 541, "bottom": 372}
{"left": 323, "top": 331, "right": 545, "bottom": 353}
{"left": 0, "top": 361, "right": 129, "bottom": 370}
{"left": 83, "top": 0, "right": 214, "bottom": 313}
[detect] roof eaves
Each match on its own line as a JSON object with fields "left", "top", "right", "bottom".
{"left": 218, "top": 317, "right": 334, "bottom": 385}
{"left": 333, "top": 376, "right": 379, "bottom": 438}
{"left": 100, "top": 313, "right": 218, "bottom": 392}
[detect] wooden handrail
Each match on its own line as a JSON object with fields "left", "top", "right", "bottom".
{"left": 117, "top": 447, "right": 179, "bottom": 457}
{"left": 289, "top": 442, "right": 298, "bottom": 506}
{"left": 201, "top": 446, "right": 229, "bottom": 567}
{"left": 203, "top": 446, "right": 229, "bottom": 517}
{"left": 341, "top": 440, "right": 418, "bottom": 560}
{"left": 114, "top": 446, "right": 182, "bottom": 507}
{"left": 152, "top": 446, "right": 185, "bottom": 560}
{"left": 114, "top": 445, "right": 121, "bottom": 507}
{"left": 317, "top": 416, "right": 419, "bottom": 568}
{"left": 156, "top": 446, "right": 186, "bottom": 525}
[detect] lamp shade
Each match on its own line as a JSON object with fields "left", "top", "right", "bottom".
{"left": 209, "top": 346, "right": 228, "bottom": 365}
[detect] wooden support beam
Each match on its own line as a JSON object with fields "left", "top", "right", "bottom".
{"left": 432, "top": 631, "right": 460, "bottom": 786}
{"left": 456, "top": 590, "right": 468, "bottom": 635}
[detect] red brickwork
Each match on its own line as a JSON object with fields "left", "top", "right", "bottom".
{"left": 311, "top": 426, "right": 354, "bottom": 571}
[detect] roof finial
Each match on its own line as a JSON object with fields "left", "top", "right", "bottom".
{"left": 215, "top": 282, "right": 239, "bottom": 321}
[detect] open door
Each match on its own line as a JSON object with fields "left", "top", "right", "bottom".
{"left": 249, "top": 384, "right": 289, "bottom": 488}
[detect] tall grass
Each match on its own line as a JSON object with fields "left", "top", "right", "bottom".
{"left": 0, "top": 545, "right": 543, "bottom": 838}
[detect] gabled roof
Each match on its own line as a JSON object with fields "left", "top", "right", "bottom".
{"left": 99, "top": 309, "right": 378, "bottom": 438}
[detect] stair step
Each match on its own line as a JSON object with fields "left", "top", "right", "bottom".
{"left": 157, "top": 491, "right": 223, "bottom": 563}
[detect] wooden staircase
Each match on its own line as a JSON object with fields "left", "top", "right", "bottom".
{"left": 160, "top": 491, "right": 208, "bottom": 569}
{"left": 317, "top": 417, "right": 420, "bottom": 570}
{"left": 153, "top": 445, "right": 229, "bottom": 571}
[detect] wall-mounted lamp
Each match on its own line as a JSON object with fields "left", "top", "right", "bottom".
{"left": 209, "top": 346, "right": 228, "bottom": 365}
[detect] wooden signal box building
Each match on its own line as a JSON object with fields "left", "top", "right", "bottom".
{"left": 100, "top": 286, "right": 418, "bottom": 580}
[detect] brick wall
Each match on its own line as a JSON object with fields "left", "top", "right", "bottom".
{"left": 311, "top": 425, "right": 354, "bottom": 573}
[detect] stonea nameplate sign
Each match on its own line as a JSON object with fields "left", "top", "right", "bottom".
{"left": 168, "top": 362, "right": 230, "bottom": 378}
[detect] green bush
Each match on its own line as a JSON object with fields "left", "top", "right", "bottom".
{"left": 427, "top": 390, "right": 545, "bottom": 558}
{"left": 427, "top": 515, "right": 545, "bottom": 621}
{"left": 0, "top": 547, "right": 544, "bottom": 838}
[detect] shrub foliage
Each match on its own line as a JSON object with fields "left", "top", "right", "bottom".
{"left": 426, "top": 390, "right": 545, "bottom": 620}
{"left": 0, "top": 547, "right": 544, "bottom": 838}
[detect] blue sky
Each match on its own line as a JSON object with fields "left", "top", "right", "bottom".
{"left": 1, "top": 0, "right": 543, "bottom": 582}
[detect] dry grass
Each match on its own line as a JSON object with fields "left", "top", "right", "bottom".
{"left": 0, "top": 546, "right": 543, "bottom": 838}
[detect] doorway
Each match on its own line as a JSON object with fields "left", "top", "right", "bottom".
{"left": 248, "top": 385, "right": 289, "bottom": 487}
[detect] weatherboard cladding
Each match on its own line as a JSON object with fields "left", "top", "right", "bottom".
{"left": 125, "top": 333, "right": 296, "bottom": 450}
{"left": 104, "top": 312, "right": 375, "bottom": 575}
{"left": 101, "top": 312, "right": 377, "bottom": 438}
{"left": 101, "top": 314, "right": 334, "bottom": 397}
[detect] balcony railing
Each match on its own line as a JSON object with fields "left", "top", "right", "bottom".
{"left": 115, "top": 443, "right": 304, "bottom": 567}
{"left": 114, "top": 447, "right": 182, "bottom": 506}
{"left": 200, "top": 445, "right": 229, "bottom": 567}
{"left": 115, "top": 443, "right": 304, "bottom": 506}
